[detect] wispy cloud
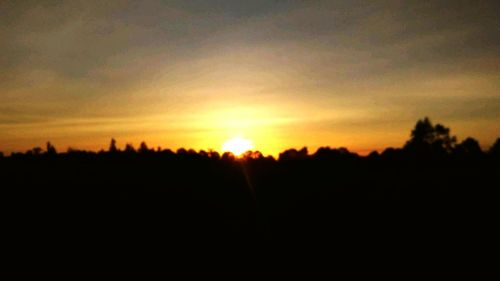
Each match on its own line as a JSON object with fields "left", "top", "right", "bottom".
{"left": 1, "top": 0, "right": 498, "bottom": 154}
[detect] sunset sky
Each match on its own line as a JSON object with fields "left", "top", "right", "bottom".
{"left": 1, "top": 0, "right": 499, "bottom": 155}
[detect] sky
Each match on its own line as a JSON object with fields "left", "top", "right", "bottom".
{"left": 1, "top": 0, "right": 499, "bottom": 155}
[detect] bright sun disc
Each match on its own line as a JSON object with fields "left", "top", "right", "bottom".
{"left": 221, "top": 136, "right": 254, "bottom": 156}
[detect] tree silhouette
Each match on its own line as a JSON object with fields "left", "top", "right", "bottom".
{"left": 404, "top": 117, "right": 456, "bottom": 154}
{"left": 314, "top": 147, "right": 352, "bottom": 159}
{"left": 139, "top": 142, "right": 150, "bottom": 154}
{"left": 221, "top": 151, "right": 235, "bottom": 161}
{"left": 455, "top": 137, "right": 482, "bottom": 155}
{"left": 109, "top": 138, "right": 118, "bottom": 153}
{"left": 208, "top": 150, "right": 221, "bottom": 160}
{"left": 433, "top": 124, "right": 457, "bottom": 152}
{"left": 0, "top": 117, "right": 498, "bottom": 247}
{"left": 46, "top": 142, "right": 57, "bottom": 155}
{"left": 279, "top": 147, "right": 308, "bottom": 161}
{"left": 27, "top": 147, "right": 43, "bottom": 156}
{"left": 489, "top": 138, "right": 500, "bottom": 155}
{"left": 242, "top": 151, "right": 264, "bottom": 160}
{"left": 125, "top": 143, "right": 136, "bottom": 153}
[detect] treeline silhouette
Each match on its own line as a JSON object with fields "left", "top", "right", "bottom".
{"left": 2, "top": 117, "right": 499, "bottom": 250}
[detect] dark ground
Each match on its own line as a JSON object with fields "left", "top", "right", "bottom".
{"left": 2, "top": 145, "right": 497, "bottom": 254}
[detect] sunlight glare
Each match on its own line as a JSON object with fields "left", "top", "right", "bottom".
{"left": 221, "top": 136, "right": 254, "bottom": 156}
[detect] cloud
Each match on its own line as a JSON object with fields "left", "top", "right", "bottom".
{"left": 0, "top": 0, "right": 498, "bottom": 153}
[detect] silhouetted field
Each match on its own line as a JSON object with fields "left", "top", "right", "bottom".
{"left": 2, "top": 118, "right": 498, "bottom": 251}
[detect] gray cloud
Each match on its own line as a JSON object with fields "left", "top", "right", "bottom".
{"left": 1, "top": 0, "right": 499, "bottom": 153}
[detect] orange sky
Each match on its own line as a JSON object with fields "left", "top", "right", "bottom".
{"left": 1, "top": 1, "right": 499, "bottom": 156}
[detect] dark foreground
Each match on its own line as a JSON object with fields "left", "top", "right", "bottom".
{"left": 2, "top": 118, "right": 499, "bottom": 258}
{"left": 3, "top": 146, "right": 498, "bottom": 254}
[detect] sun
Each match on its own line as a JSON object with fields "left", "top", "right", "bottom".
{"left": 221, "top": 136, "right": 254, "bottom": 156}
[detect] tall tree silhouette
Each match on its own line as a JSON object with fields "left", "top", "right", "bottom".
{"left": 139, "top": 142, "right": 150, "bottom": 154}
{"left": 404, "top": 117, "right": 456, "bottom": 154}
{"left": 46, "top": 142, "right": 57, "bottom": 156}
{"left": 109, "top": 138, "right": 118, "bottom": 153}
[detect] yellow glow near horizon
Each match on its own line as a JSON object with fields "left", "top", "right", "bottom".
{"left": 221, "top": 136, "right": 254, "bottom": 156}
